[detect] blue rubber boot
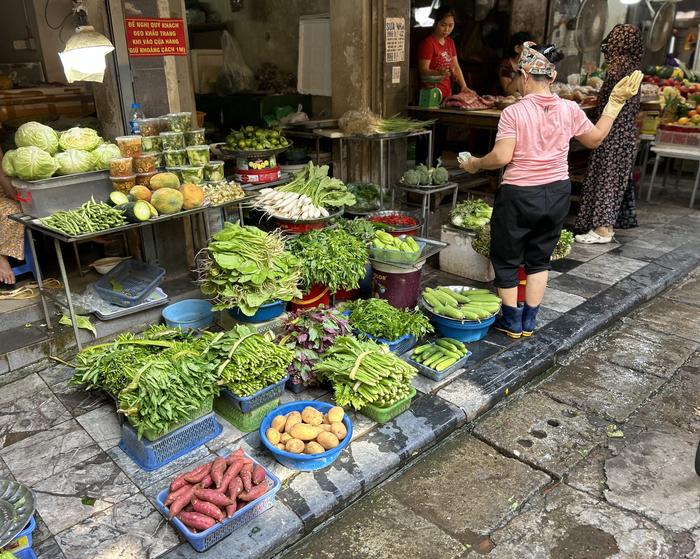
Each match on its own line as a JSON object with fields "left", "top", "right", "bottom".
{"left": 494, "top": 304, "right": 523, "bottom": 339}
{"left": 522, "top": 303, "right": 540, "bottom": 337}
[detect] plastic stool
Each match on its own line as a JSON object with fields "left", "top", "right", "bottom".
{"left": 10, "top": 230, "right": 36, "bottom": 280}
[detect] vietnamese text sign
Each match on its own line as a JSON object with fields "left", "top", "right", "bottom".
{"left": 125, "top": 18, "right": 187, "bottom": 57}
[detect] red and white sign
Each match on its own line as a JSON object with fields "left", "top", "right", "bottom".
{"left": 125, "top": 18, "right": 187, "bottom": 57}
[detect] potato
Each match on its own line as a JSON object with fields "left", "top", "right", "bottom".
{"left": 305, "top": 441, "right": 325, "bottom": 454}
{"left": 319, "top": 424, "right": 332, "bottom": 432}
{"left": 331, "top": 421, "right": 347, "bottom": 440}
{"left": 316, "top": 431, "right": 339, "bottom": 450}
{"left": 322, "top": 413, "right": 331, "bottom": 425}
{"left": 284, "top": 411, "right": 302, "bottom": 433}
{"left": 289, "top": 423, "right": 321, "bottom": 441}
{"left": 280, "top": 432, "right": 292, "bottom": 444}
{"left": 301, "top": 406, "right": 323, "bottom": 426}
{"left": 327, "top": 406, "right": 345, "bottom": 424}
{"left": 285, "top": 438, "right": 305, "bottom": 454}
{"left": 271, "top": 414, "right": 287, "bottom": 433}
{"left": 275, "top": 443, "right": 287, "bottom": 451}
{"left": 266, "top": 428, "right": 281, "bottom": 445}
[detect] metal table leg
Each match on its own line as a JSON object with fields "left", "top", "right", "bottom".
{"left": 422, "top": 192, "right": 430, "bottom": 237}
{"left": 427, "top": 129, "right": 433, "bottom": 166}
{"left": 54, "top": 238, "right": 83, "bottom": 351}
{"left": 27, "top": 229, "right": 52, "bottom": 330}
{"left": 451, "top": 184, "right": 459, "bottom": 211}
{"left": 237, "top": 203, "right": 245, "bottom": 225}
{"left": 646, "top": 154, "right": 661, "bottom": 202}
{"left": 690, "top": 163, "right": 700, "bottom": 209}
{"left": 379, "top": 139, "right": 386, "bottom": 209}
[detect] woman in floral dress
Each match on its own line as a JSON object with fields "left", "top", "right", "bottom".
{"left": 0, "top": 148, "right": 24, "bottom": 284}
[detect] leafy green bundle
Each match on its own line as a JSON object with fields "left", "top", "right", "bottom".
{"left": 289, "top": 228, "right": 368, "bottom": 294}
{"left": 329, "top": 217, "right": 377, "bottom": 245}
{"left": 472, "top": 223, "right": 574, "bottom": 261}
{"left": 204, "top": 325, "right": 293, "bottom": 396}
{"left": 277, "top": 162, "right": 356, "bottom": 209}
{"left": 345, "top": 298, "right": 433, "bottom": 341}
{"left": 199, "top": 222, "right": 302, "bottom": 314}
{"left": 450, "top": 198, "right": 492, "bottom": 229}
{"left": 314, "top": 336, "right": 416, "bottom": 409}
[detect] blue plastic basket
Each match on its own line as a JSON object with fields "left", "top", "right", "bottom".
{"left": 118, "top": 412, "right": 222, "bottom": 471}
{"left": 260, "top": 401, "right": 353, "bottom": 471}
{"left": 424, "top": 307, "right": 496, "bottom": 343}
{"left": 154, "top": 452, "right": 280, "bottom": 552}
{"left": 364, "top": 332, "right": 417, "bottom": 355}
{"left": 162, "top": 299, "right": 214, "bottom": 331}
{"left": 13, "top": 549, "right": 36, "bottom": 559}
{"left": 227, "top": 300, "right": 285, "bottom": 323}
{"left": 94, "top": 260, "right": 166, "bottom": 308}
{"left": 218, "top": 376, "right": 288, "bottom": 414}
{"left": 406, "top": 350, "right": 472, "bottom": 381}
{"left": 2, "top": 515, "right": 35, "bottom": 556}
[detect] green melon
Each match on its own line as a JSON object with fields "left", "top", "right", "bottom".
{"left": 150, "top": 172, "right": 180, "bottom": 190}
{"left": 150, "top": 187, "right": 184, "bottom": 215}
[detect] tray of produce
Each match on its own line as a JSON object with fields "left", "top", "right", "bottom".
{"left": 405, "top": 338, "right": 471, "bottom": 381}
{"left": 215, "top": 126, "right": 292, "bottom": 158}
{"left": 155, "top": 449, "right": 280, "bottom": 552}
{"left": 260, "top": 401, "right": 353, "bottom": 471}
{"left": 367, "top": 210, "right": 423, "bottom": 235}
{"left": 400, "top": 164, "right": 450, "bottom": 188}
{"left": 238, "top": 172, "right": 294, "bottom": 191}
{"left": 94, "top": 287, "right": 169, "bottom": 321}
{"left": 370, "top": 236, "right": 447, "bottom": 269}
{"left": 449, "top": 198, "right": 492, "bottom": 231}
{"left": 421, "top": 286, "right": 501, "bottom": 321}
{"left": 94, "top": 259, "right": 165, "bottom": 308}
{"left": 346, "top": 182, "right": 382, "bottom": 213}
{"left": 0, "top": 480, "right": 35, "bottom": 549}
{"left": 369, "top": 230, "right": 425, "bottom": 265}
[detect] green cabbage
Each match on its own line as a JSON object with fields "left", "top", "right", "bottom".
{"left": 55, "top": 149, "right": 96, "bottom": 175}
{"left": 11, "top": 146, "right": 58, "bottom": 180}
{"left": 92, "top": 143, "right": 122, "bottom": 169}
{"left": 58, "top": 127, "right": 101, "bottom": 151}
{"left": 15, "top": 121, "right": 59, "bottom": 155}
{"left": 1, "top": 149, "right": 16, "bottom": 176}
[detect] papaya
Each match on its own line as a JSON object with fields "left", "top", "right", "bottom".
{"left": 150, "top": 172, "right": 180, "bottom": 190}
{"left": 151, "top": 187, "right": 184, "bottom": 215}
{"left": 179, "top": 182, "right": 205, "bottom": 210}
{"left": 129, "top": 185, "right": 152, "bottom": 202}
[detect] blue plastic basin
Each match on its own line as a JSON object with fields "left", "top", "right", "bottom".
{"left": 228, "top": 300, "right": 285, "bottom": 323}
{"left": 162, "top": 299, "right": 214, "bottom": 331}
{"left": 260, "top": 401, "right": 353, "bottom": 471}
{"left": 426, "top": 308, "right": 496, "bottom": 342}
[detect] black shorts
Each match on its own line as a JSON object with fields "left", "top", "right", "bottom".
{"left": 489, "top": 180, "right": 571, "bottom": 288}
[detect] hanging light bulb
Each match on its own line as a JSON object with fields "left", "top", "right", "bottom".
{"left": 59, "top": 1, "right": 114, "bottom": 83}
{"left": 619, "top": 0, "right": 641, "bottom": 5}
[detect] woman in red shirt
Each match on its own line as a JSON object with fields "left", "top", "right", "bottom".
{"left": 417, "top": 6, "right": 469, "bottom": 100}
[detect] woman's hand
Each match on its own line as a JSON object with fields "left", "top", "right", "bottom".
{"left": 460, "top": 156, "right": 480, "bottom": 174}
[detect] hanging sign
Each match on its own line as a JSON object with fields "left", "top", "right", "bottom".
{"left": 125, "top": 18, "right": 187, "bottom": 57}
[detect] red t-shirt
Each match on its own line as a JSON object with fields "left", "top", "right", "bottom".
{"left": 418, "top": 35, "right": 456, "bottom": 100}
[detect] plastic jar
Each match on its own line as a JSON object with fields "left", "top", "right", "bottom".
{"left": 115, "top": 135, "right": 142, "bottom": 157}
{"left": 141, "top": 135, "right": 162, "bottom": 153}
{"left": 136, "top": 171, "right": 158, "bottom": 187}
{"left": 204, "top": 161, "right": 225, "bottom": 181}
{"left": 109, "top": 157, "right": 133, "bottom": 177}
{"left": 111, "top": 175, "right": 136, "bottom": 194}
{"left": 185, "top": 128, "right": 206, "bottom": 146}
{"left": 180, "top": 165, "right": 205, "bottom": 184}
{"left": 160, "top": 131, "right": 185, "bottom": 151}
{"left": 134, "top": 153, "right": 157, "bottom": 174}
{"left": 165, "top": 112, "right": 192, "bottom": 133}
{"left": 165, "top": 167, "right": 184, "bottom": 182}
{"left": 135, "top": 118, "right": 160, "bottom": 137}
{"left": 186, "top": 145, "right": 210, "bottom": 166}
{"left": 163, "top": 149, "right": 187, "bottom": 167}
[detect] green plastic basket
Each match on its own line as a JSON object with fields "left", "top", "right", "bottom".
{"left": 141, "top": 398, "right": 214, "bottom": 442}
{"left": 215, "top": 395, "right": 281, "bottom": 432}
{"left": 359, "top": 386, "right": 417, "bottom": 424}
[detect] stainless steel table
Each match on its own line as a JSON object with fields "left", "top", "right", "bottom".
{"left": 393, "top": 182, "right": 459, "bottom": 236}
{"left": 646, "top": 145, "right": 700, "bottom": 208}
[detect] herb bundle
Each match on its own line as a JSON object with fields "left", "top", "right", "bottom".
{"left": 345, "top": 298, "right": 433, "bottom": 341}
{"left": 278, "top": 307, "right": 351, "bottom": 387}
{"left": 277, "top": 162, "right": 356, "bottom": 209}
{"left": 199, "top": 222, "right": 302, "bottom": 314}
{"left": 314, "top": 336, "right": 416, "bottom": 409}
{"left": 329, "top": 217, "right": 377, "bottom": 245}
{"left": 289, "top": 228, "right": 368, "bottom": 294}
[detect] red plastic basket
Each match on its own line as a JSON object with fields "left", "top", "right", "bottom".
{"left": 234, "top": 166, "right": 281, "bottom": 184}
{"left": 290, "top": 283, "right": 330, "bottom": 312}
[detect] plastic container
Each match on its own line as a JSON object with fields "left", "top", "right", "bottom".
{"left": 165, "top": 166, "right": 184, "bottom": 183}
{"left": 285, "top": 377, "right": 306, "bottom": 394}
{"left": 160, "top": 131, "right": 185, "bottom": 151}
{"left": 217, "top": 376, "right": 288, "bottom": 414}
{"left": 290, "top": 284, "right": 330, "bottom": 312}
{"left": 134, "top": 154, "right": 157, "bottom": 174}
{"left": 185, "top": 128, "right": 206, "bottom": 146}
{"left": 234, "top": 166, "right": 281, "bottom": 184}
{"left": 367, "top": 211, "right": 422, "bottom": 236}
{"left": 110, "top": 174, "right": 136, "bottom": 194}
{"left": 406, "top": 349, "right": 472, "bottom": 381}
{"left": 136, "top": 171, "right": 157, "bottom": 187}
{"left": 360, "top": 386, "right": 416, "bottom": 424}
{"left": 180, "top": 165, "right": 205, "bottom": 184}
{"left": 13, "top": 549, "right": 36, "bottom": 559}
{"left": 154, "top": 452, "right": 280, "bottom": 552}
{"left": 363, "top": 332, "right": 416, "bottom": 355}
{"left": 371, "top": 260, "right": 424, "bottom": 309}
{"left": 152, "top": 151, "right": 164, "bottom": 168}
{"left": 424, "top": 308, "right": 496, "bottom": 343}
{"left": 129, "top": 103, "right": 145, "bottom": 134}
{"left": 109, "top": 157, "right": 133, "bottom": 177}
{"left": 227, "top": 300, "right": 285, "bottom": 323}
{"left": 135, "top": 118, "right": 160, "bottom": 137}
{"left": 334, "top": 287, "right": 360, "bottom": 302}
{"left": 119, "top": 412, "right": 222, "bottom": 471}
{"left": 142, "top": 398, "right": 214, "bottom": 441}
{"left": 163, "top": 149, "right": 187, "bottom": 167}
{"left": 2, "top": 515, "right": 36, "bottom": 555}
{"left": 115, "top": 135, "right": 142, "bottom": 157}
{"left": 166, "top": 112, "right": 192, "bottom": 132}
{"left": 141, "top": 135, "right": 163, "bottom": 153}
{"left": 369, "top": 238, "right": 426, "bottom": 265}
{"left": 214, "top": 395, "right": 280, "bottom": 432}
{"left": 94, "top": 259, "right": 166, "bottom": 307}
{"left": 204, "top": 161, "right": 225, "bottom": 181}
{"left": 260, "top": 401, "right": 354, "bottom": 471}
{"left": 162, "top": 299, "right": 214, "bottom": 330}
{"left": 186, "top": 145, "right": 210, "bottom": 166}
{"left": 156, "top": 115, "right": 171, "bottom": 133}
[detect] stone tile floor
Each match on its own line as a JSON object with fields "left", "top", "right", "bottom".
{"left": 0, "top": 194, "right": 698, "bottom": 558}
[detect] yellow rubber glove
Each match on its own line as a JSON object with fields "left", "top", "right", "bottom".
{"left": 602, "top": 70, "right": 643, "bottom": 119}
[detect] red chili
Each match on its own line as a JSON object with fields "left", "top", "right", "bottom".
{"left": 369, "top": 214, "right": 416, "bottom": 227}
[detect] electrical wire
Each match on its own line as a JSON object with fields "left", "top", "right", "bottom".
{"left": 44, "top": 0, "right": 75, "bottom": 31}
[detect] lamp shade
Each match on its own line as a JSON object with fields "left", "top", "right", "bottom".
{"left": 59, "top": 26, "right": 115, "bottom": 83}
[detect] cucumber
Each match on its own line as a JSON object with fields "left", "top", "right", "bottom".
{"left": 423, "top": 352, "right": 445, "bottom": 368}
{"left": 438, "top": 305, "right": 463, "bottom": 320}
{"left": 435, "top": 357, "right": 458, "bottom": 371}
{"left": 461, "top": 310, "right": 481, "bottom": 321}
{"left": 464, "top": 289, "right": 492, "bottom": 295}
{"left": 435, "top": 289, "right": 460, "bottom": 306}
{"left": 465, "top": 294, "right": 501, "bottom": 302}
{"left": 423, "top": 292, "right": 442, "bottom": 309}
{"left": 412, "top": 344, "right": 432, "bottom": 356}
{"left": 436, "top": 339, "right": 464, "bottom": 357}
{"left": 416, "top": 347, "right": 440, "bottom": 363}
{"left": 440, "top": 338, "right": 466, "bottom": 352}
{"left": 405, "top": 236, "right": 419, "bottom": 252}
{"left": 468, "top": 303, "right": 500, "bottom": 314}
{"left": 461, "top": 306, "right": 492, "bottom": 319}
{"left": 437, "top": 287, "right": 470, "bottom": 304}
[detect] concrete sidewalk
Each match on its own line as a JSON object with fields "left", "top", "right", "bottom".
{"left": 283, "top": 269, "right": 700, "bottom": 558}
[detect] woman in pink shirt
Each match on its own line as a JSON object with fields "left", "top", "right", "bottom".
{"left": 462, "top": 42, "right": 642, "bottom": 338}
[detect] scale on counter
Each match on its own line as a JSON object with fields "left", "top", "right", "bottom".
{"left": 210, "top": 141, "right": 293, "bottom": 185}
{"left": 418, "top": 74, "right": 444, "bottom": 108}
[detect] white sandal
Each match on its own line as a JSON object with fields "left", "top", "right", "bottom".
{"left": 575, "top": 230, "right": 614, "bottom": 244}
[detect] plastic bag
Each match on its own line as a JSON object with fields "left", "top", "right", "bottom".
{"left": 216, "top": 31, "right": 257, "bottom": 95}
{"left": 279, "top": 105, "right": 309, "bottom": 125}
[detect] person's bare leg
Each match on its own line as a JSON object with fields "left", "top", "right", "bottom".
{"left": 497, "top": 286, "right": 518, "bottom": 307}
{"left": 524, "top": 271, "right": 548, "bottom": 306}
{"left": 594, "top": 225, "right": 614, "bottom": 237}
{"left": 0, "top": 255, "right": 15, "bottom": 285}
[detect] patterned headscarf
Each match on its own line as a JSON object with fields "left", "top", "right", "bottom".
{"left": 518, "top": 41, "right": 556, "bottom": 78}
{"left": 601, "top": 24, "right": 644, "bottom": 78}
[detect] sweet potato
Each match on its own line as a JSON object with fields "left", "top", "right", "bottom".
{"left": 193, "top": 487, "right": 235, "bottom": 507}
{"left": 165, "top": 483, "right": 192, "bottom": 506}
{"left": 211, "top": 457, "right": 227, "bottom": 488}
{"left": 226, "top": 500, "right": 238, "bottom": 518}
{"left": 238, "top": 481, "right": 268, "bottom": 502}
{"left": 184, "top": 463, "right": 211, "bottom": 484}
{"left": 240, "top": 462, "right": 253, "bottom": 492}
{"left": 169, "top": 474, "right": 188, "bottom": 493}
{"left": 200, "top": 474, "right": 213, "bottom": 489}
{"left": 252, "top": 464, "right": 266, "bottom": 485}
{"left": 228, "top": 476, "right": 243, "bottom": 500}
{"left": 219, "top": 460, "right": 245, "bottom": 494}
{"left": 191, "top": 497, "right": 224, "bottom": 522}
{"left": 168, "top": 485, "right": 196, "bottom": 519}
{"left": 225, "top": 448, "right": 245, "bottom": 465}
{"left": 178, "top": 511, "right": 216, "bottom": 531}
{"left": 319, "top": 424, "right": 332, "bottom": 432}
{"left": 271, "top": 414, "right": 287, "bottom": 432}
